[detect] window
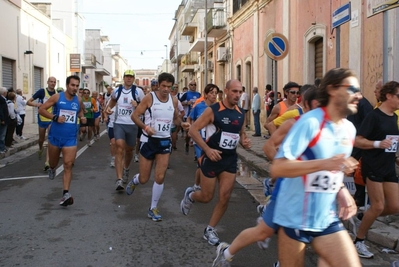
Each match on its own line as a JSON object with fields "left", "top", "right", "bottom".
{"left": 233, "top": 0, "right": 248, "bottom": 14}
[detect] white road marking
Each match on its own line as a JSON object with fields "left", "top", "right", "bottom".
{"left": 0, "top": 130, "right": 107, "bottom": 181}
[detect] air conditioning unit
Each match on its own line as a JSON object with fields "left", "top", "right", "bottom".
{"left": 216, "top": 47, "right": 227, "bottom": 62}
{"left": 207, "top": 60, "right": 214, "bottom": 71}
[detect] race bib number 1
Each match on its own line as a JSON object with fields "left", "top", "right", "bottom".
{"left": 385, "top": 135, "right": 399, "bottom": 153}
{"left": 59, "top": 109, "right": 76, "bottom": 124}
{"left": 219, "top": 131, "right": 239, "bottom": 150}
{"left": 304, "top": 171, "right": 344, "bottom": 193}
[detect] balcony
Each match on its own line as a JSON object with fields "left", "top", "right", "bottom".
{"left": 95, "top": 67, "right": 110, "bottom": 76}
{"left": 82, "top": 53, "right": 96, "bottom": 69}
{"left": 206, "top": 8, "right": 227, "bottom": 38}
{"left": 188, "top": 37, "right": 214, "bottom": 52}
{"left": 181, "top": 52, "right": 199, "bottom": 72}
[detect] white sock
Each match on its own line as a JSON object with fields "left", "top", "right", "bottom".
{"left": 151, "top": 182, "right": 164, "bottom": 209}
{"left": 133, "top": 174, "right": 140, "bottom": 185}
{"left": 223, "top": 247, "right": 234, "bottom": 261}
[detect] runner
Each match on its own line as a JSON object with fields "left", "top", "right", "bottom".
{"left": 27, "top": 76, "right": 57, "bottom": 171}
{"left": 105, "top": 70, "right": 145, "bottom": 191}
{"left": 125, "top": 72, "right": 180, "bottom": 222}
{"left": 38, "top": 75, "right": 85, "bottom": 206}
{"left": 353, "top": 81, "right": 399, "bottom": 259}
{"left": 180, "top": 79, "right": 251, "bottom": 245}
{"left": 184, "top": 84, "right": 219, "bottom": 190}
{"left": 79, "top": 88, "right": 98, "bottom": 145}
{"left": 269, "top": 68, "right": 361, "bottom": 266}
{"left": 180, "top": 80, "right": 201, "bottom": 154}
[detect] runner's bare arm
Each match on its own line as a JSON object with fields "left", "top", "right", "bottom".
{"left": 131, "top": 93, "right": 151, "bottom": 130}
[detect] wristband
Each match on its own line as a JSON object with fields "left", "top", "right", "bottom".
{"left": 52, "top": 115, "right": 58, "bottom": 122}
{"left": 144, "top": 126, "right": 149, "bottom": 132}
{"left": 373, "top": 141, "right": 381, "bottom": 148}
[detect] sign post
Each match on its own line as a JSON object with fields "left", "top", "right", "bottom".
{"left": 332, "top": 2, "right": 351, "bottom": 67}
{"left": 264, "top": 33, "right": 289, "bottom": 103}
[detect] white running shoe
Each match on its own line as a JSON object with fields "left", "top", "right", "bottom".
{"left": 355, "top": 240, "right": 374, "bottom": 258}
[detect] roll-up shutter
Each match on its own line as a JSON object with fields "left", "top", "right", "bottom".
{"left": 33, "top": 67, "right": 43, "bottom": 120}
{"left": 315, "top": 38, "right": 324, "bottom": 80}
{"left": 2, "top": 58, "right": 13, "bottom": 89}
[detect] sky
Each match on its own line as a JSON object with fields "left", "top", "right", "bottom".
{"left": 81, "top": 0, "right": 182, "bottom": 70}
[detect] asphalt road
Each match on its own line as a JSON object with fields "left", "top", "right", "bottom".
{"left": 1, "top": 130, "right": 395, "bottom": 267}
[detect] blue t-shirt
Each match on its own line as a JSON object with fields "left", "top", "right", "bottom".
{"left": 180, "top": 90, "right": 201, "bottom": 117}
{"left": 190, "top": 101, "right": 208, "bottom": 140}
{"left": 273, "top": 107, "right": 356, "bottom": 231}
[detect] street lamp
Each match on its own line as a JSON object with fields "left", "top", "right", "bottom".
{"left": 164, "top": 44, "right": 168, "bottom": 73}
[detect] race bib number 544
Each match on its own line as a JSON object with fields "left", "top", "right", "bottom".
{"left": 219, "top": 131, "right": 239, "bottom": 150}
{"left": 304, "top": 171, "right": 344, "bottom": 193}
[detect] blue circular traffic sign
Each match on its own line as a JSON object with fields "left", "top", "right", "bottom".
{"left": 264, "top": 33, "right": 289, "bottom": 61}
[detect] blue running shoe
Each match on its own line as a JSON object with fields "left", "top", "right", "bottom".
{"left": 263, "top": 178, "right": 274, "bottom": 197}
{"left": 148, "top": 207, "right": 162, "bottom": 222}
{"left": 126, "top": 174, "right": 138, "bottom": 195}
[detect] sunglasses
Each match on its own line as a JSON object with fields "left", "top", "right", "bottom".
{"left": 289, "top": 90, "right": 300, "bottom": 95}
{"left": 337, "top": 84, "right": 361, "bottom": 95}
{"left": 189, "top": 84, "right": 196, "bottom": 86}
{"left": 83, "top": 92, "right": 90, "bottom": 94}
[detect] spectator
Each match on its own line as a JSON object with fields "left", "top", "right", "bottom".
{"left": 0, "top": 87, "right": 9, "bottom": 153}
{"left": 252, "top": 87, "right": 261, "bottom": 136}
{"left": 15, "top": 89, "right": 27, "bottom": 140}
{"left": 5, "top": 92, "right": 17, "bottom": 148}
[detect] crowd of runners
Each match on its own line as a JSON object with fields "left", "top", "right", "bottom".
{"left": 28, "top": 68, "right": 399, "bottom": 266}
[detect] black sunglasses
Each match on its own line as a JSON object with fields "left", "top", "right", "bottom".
{"left": 189, "top": 84, "right": 196, "bottom": 86}
{"left": 289, "top": 90, "right": 300, "bottom": 95}
{"left": 337, "top": 84, "right": 361, "bottom": 95}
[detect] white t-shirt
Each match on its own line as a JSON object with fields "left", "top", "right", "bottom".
{"left": 111, "top": 85, "right": 145, "bottom": 125}
{"left": 240, "top": 92, "right": 249, "bottom": 110}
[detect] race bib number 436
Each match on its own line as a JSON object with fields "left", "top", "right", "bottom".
{"left": 219, "top": 131, "right": 239, "bottom": 150}
{"left": 304, "top": 171, "right": 344, "bottom": 193}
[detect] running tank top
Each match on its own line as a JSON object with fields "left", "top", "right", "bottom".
{"left": 39, "top": 88, "right": 57, "bottom": 122}
{"left": 83, "top": 97, "right": 94, "bottom": 118}
{"left": 278, "top": 101, "right": 288, "bottom": 116}
{"left": 142, "top": 92, "right": 174, "bottom": 139}
{"left": 204, "top": 101, "right": 245, "bottom": 156}
{"left": 49, "top": 92, "right": 80, "bottom": 139}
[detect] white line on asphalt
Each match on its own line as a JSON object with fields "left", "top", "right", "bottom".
{"left": 0, "top": 130, "right": 107, "bottom": 182}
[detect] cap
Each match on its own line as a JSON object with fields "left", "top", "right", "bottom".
{"left": 124, "top": 70, "right": 135, "bottom": 77}
{"left": 151, "top": 80, "right": 158, "bottom": 86}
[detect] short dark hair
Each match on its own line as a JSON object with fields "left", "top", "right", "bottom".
{"left": 302, "top": 84, "right": 318, "bottom": 110}
{"left": 158, "top": 72, "right": 175, "bottom": 85}
{"left": 283, "top": 82, "right": 300, "bottom": 92}
{"left": 66, "top": 75, "right": 80, "bottom": 85}
{"left": 318, "top": 68, "right": 357, "bottom": 107}
{"left": 380, "top": 81, "right": 399, "bottom": 102}
{"left": 266, "top": 84, "right": 272, "bottom": 91}
{"left": 204, "top": 83, "right": 219, "bottom": 94}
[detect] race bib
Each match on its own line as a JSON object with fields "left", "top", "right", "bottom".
{"left": 83, "top": 102, "right": 91, "bottom": 109}
{"left": 385, "top": 135, "right": 399, "bottom": 153}
{"left": 59, "top": 109, "right": 76, "bottom": 124}
{"left": 155, "top": 118, "right": 171, "bottom": 133}
{"left": 117, "top": 105, "right": 133, "bottom": 116}
{"left": 304, "top": 170, "right": 344, "bottom": 193}
{"left": 219, "top": 131, "right": 239, "bottom": 150}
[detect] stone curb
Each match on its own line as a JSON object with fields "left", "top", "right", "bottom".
{"left": 0, "top": 138, "right": 38, "bottom": 160}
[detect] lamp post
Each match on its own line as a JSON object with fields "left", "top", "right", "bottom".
{"left": 164, "top": 44, "right": 168, "bottom": 73}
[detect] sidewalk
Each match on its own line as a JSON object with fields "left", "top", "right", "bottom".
{"left": 0, "top": 123, "right": 39, "bottom": 162}
{"left": 236, "top": 129, "right": 399, "bottom": 252}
